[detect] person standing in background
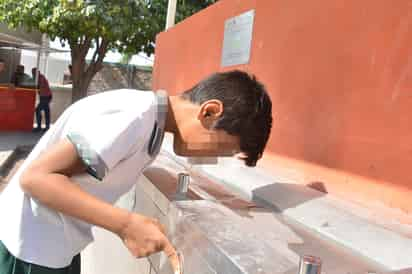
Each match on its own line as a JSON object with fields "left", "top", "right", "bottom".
{"left": 0, "top": 59, "right": 6, "bottom": 87}
{"left": 32, "top": 68, "right": 52, "bottom": 132}
{"left": 11, "top": 65, "right": 33, "bottom": 88}
{"left": 0, "top": 59, "right": 5, "bottom": 74}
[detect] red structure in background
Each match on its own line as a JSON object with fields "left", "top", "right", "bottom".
{"left": 0, "top": 87, "right": 36, "bottom": 131}
{"left": 153, "top": 0, "right": 412, "bottom": 217}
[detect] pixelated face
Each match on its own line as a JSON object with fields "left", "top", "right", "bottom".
{"left": 170, "top": 97, "right": 242, "bottom": 158}
{"left": 173, "top": 129, "right": 240, "bottom": 157}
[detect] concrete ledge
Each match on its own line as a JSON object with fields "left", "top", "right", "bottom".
{"left": 136, "top": 157, "right": 390, "bottom": 273}
{"left": 137, "top": 175, "right": 298, "bottom": 274}
{"left": 81, "top": 150, "right": 391, "bottom": 274}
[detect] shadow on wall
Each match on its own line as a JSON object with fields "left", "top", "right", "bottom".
{"left": 252, "top": 182, "right": 327, "bottom": 213}
{"left": 307, "top": 181, "right": 328, "bottom": 193}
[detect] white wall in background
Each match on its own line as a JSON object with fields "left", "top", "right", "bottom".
{"left": 21, "top": 50, "right": 70, "bottom": 85}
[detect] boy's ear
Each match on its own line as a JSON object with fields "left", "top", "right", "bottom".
{"left": 199, "top": 100, "right": 224, "bottom": 118}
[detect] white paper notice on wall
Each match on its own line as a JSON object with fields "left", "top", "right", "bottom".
{"left": 221, "top": 10, "right": 255, "bottom": 67}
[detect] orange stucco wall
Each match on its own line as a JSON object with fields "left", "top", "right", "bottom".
{"left": 153, "top": 0, "right": 412, "bottom": 215}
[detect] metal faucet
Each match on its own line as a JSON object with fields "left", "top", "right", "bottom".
{"left": 298, "top": 255, "right": 322, "bottom": 274}
{"left": 175, "top": 173, "right": 190, "bottom": 200}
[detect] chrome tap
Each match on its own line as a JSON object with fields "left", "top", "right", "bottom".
{"left": 298, "top": 255, "right": 322, "bottom": 274}
{"left": 175, "top": 173, "right": 190, "bottom": 200}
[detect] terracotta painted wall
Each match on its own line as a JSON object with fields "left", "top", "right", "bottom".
{"left": 153, "top": 0, "right": 412, "bottom": 215}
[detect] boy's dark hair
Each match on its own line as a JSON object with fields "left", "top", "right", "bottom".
{"left": 0, "top": 59, "right": 5, "bottom": 63}
{"left": 181, "top": 70, "right": 272, "bottom": 166}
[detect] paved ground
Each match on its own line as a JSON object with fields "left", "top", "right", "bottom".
{"left": 0, "top": 132, "right": 42, "bottom": 192}
{"left": 0, "top": 131, "right": 42, "bottom": 153}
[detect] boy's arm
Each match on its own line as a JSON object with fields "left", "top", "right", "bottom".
{"left": 20, "top": 139, "right": 130, "bottom": 234}
{"left": 20, "top": 139, "right": 180, "bottom": 271}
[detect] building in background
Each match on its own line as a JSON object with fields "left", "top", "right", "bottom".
{"left": 20, "top": 50, "right": 70, "bottom": 85}
{"left": 21, "top": 39, "right": 155, "bottom": 86}
{"left": 0, "top": 23, "right": 43, "bottom": 84}
{"left": 0, "top": 23, "right": 69, "bottom": 86}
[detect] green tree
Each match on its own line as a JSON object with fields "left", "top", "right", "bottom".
{"left": 0, "top": 0, "right": 217, "bottom": 102}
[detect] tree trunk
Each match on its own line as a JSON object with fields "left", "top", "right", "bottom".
{"left": 69, "top": 37, "right": 109, "bottom": 103}
{"left": 71, "top": 64, "right": 94, "bottom": 103}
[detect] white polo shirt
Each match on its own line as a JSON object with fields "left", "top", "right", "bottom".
{"left": 0, "top": 89, "right": 168, "bottom": 268}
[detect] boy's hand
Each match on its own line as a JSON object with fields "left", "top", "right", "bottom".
{"left": 119, "top": 213, "right": 180, "bottom": 272}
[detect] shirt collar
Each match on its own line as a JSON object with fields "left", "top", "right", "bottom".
{"left": 148, "top": 90, "right": 168, "bottom": 157}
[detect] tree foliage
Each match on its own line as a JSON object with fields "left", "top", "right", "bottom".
{"left": 0, "top": 0, "right": 217, "bottom": 101}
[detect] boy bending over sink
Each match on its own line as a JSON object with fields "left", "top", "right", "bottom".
{"left": 0, "top": 70, "right": 272, "bottom": 274}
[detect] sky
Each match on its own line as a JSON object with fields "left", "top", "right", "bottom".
{"left": 47, "top": 38, "right": 155, "bottom": 67}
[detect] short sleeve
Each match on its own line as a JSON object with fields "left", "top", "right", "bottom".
{"left": 66, "top": 111, "right": 143, "bottom": 181}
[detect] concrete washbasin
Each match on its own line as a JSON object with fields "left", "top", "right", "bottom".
{"left": 81, "top": 152, "right": 388, "bottom": 274}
